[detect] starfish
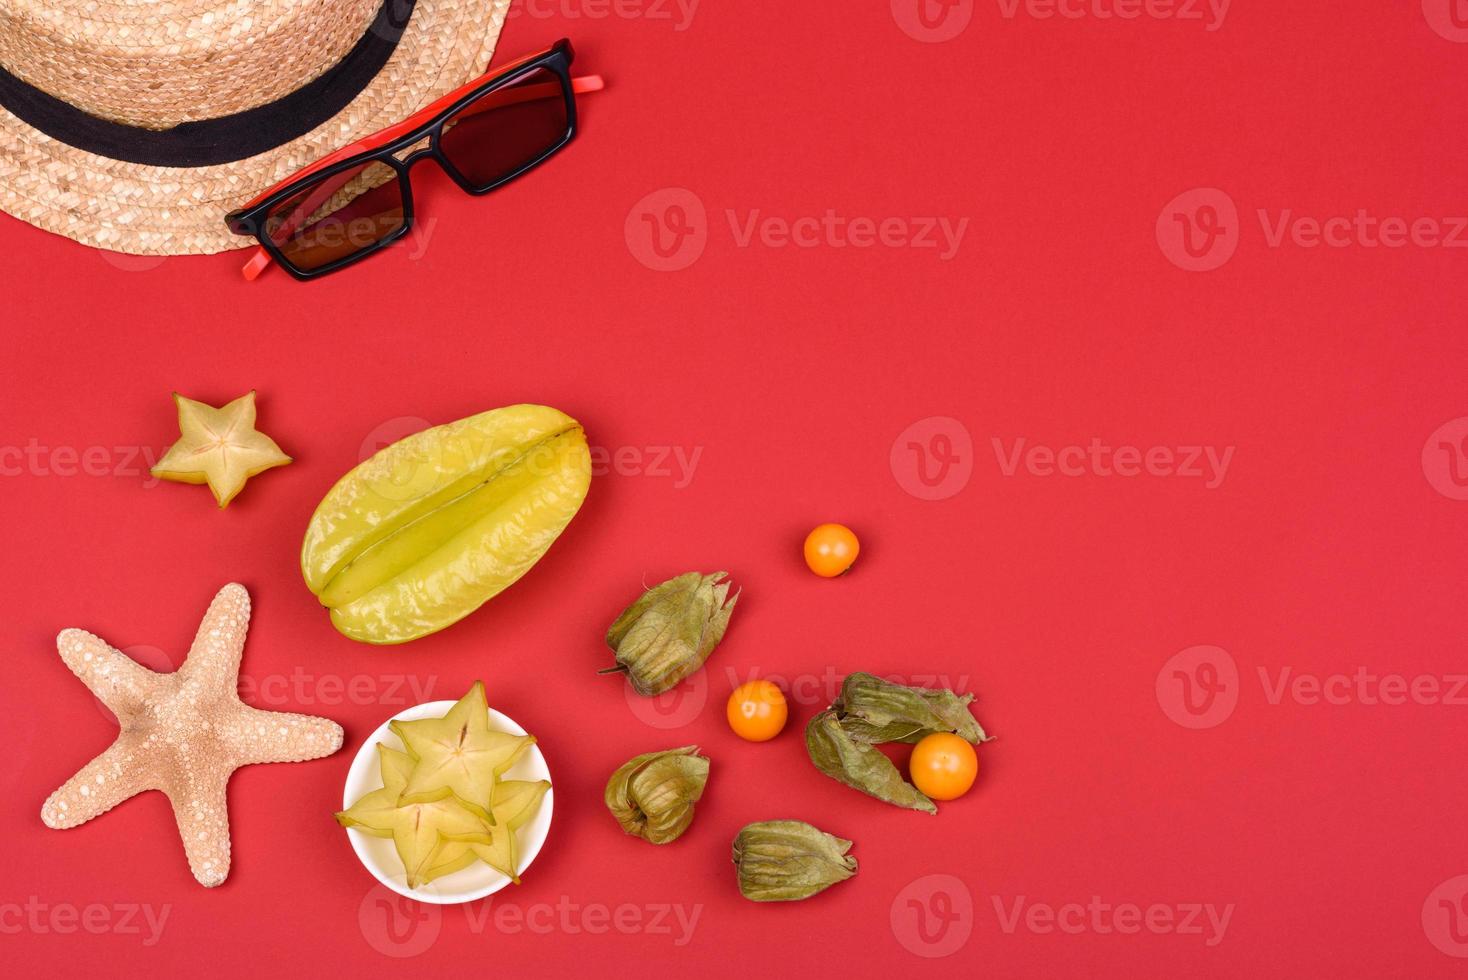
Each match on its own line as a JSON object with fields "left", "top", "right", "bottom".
{"left": 41, "top": 584, "right": 344, "bottom": 887}
{"left": 151, "top": 391, "right": 292, "bottom": 507}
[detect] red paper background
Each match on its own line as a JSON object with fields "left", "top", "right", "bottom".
{"left": 4, "top": 1, "right": 1468, "bottom": 975}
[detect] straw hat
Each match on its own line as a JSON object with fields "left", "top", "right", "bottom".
{"left": 0, "top": 0, "right": 511, "bottom": 255}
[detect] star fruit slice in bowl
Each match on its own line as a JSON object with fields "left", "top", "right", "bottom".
{"left": 389, "top": 682, "right": 534, "bottom": 822}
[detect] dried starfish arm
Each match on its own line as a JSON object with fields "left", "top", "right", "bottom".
{"left": 41, "top": 741, "right": 161, "bottom": 829}
{"left": 55, "top": 628, "right": 158, "bottom": 718}
{"left": 178, "top": 584, "right": 250, "bottom": 688}
{"left": 222, "top": 704, "right": 344, "bottom": 764}
{"left": 163, "top": 763, "right": 232, "bottom": 887}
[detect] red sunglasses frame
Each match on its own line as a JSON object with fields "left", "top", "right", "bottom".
{"left": 225, "top": 38, "right": 603, "bottom": 281}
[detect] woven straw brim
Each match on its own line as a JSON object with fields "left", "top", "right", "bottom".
{"left": 0, "top": 0, "right": 511, "bottom": 256}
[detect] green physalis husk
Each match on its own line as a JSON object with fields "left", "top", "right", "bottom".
{"left": 732, "top": 820, "right": 858, "bottom": 902}
{"left": 806, "top": 710, "right": 937, "bottom": 813}
{"left": 834, "top": 672, "right": 989, "bottom": 744}
{"left": 605, "top": 746, "right": 710, "bottom": 844}
{"left": 805, "top": 673, "right": 991, "bottom": 813}
{"left": 601, "top": 572, "right": 738, "bottom": 696}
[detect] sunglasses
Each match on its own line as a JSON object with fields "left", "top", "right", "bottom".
{"left": 225, "top": 39, "right": 602, "bottom": 281}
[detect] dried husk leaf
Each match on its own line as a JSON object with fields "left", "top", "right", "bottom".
{"left": 833, "top": 672, "right": 991, "bottom": 744}
{"left": 732, "top": 820, "right": 858, "bottom": 902}
{"left": 604, "top": 746, "right": 710, "bottom": 844}
{"left": 601, "top": 572, "right": 739, "bottom": 695}
{"left": 805, "top": 710, "right": 937, "bottom": 814}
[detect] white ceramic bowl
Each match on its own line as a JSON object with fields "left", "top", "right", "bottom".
{"left": 340, "top": 700, "right": 553, "bottom": 905}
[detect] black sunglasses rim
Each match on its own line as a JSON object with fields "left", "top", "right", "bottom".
{"left": 226, "top": 40, "right": 578, "bottom": 281}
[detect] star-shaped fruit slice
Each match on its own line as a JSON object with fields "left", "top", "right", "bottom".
{"left": 389, "top": 681, "right": 535, "bottom": 822}
{"left": 335, "top": 745, "right": 492, "bottom": 889}
{"left": 41, "top": 584, "right": 343, "bottom": 887}
{"left": 425, "top": 778, "right": 551, "bottom": 885}
{"left": 151, "top": 391, "right": 292, "bottom": 507}
{"left": 333, "top": 744, "right": 417, "bottom": 839}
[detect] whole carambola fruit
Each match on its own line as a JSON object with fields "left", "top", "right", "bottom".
{"left": 302, "top": 404, "right": 592, "bottom": 644}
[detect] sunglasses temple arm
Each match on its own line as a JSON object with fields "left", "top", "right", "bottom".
{"left": 241, "top": 73, "right": 606, "bottom": 281}
{"left": 242, "top": 247, "right": 273, "bottom": 281}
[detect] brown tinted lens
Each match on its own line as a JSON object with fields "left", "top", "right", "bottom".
{"left": 439, "top": 67, "right": 569, "bottom": 190}
{"left": 264, "top": 160, "right": 404, "bottom": 273}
